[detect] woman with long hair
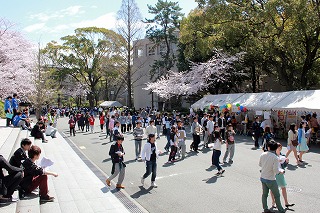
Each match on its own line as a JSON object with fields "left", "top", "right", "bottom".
{"left": 271, "top": 143, "right": 295, "bottom": 209}
{"left": 285, "top": 123, "right": 300, "bottom": 165}
{"left": 297, "top": 122, "right": 309, "bottom": 162}
{"left": 167, "top": 126, "right": 179, "bottom": 163}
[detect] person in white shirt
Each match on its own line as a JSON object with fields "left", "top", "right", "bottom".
{"left": 45, "top": 123, "right": 57, "bottom": 138}
{"left": 145, "top": 120, "right": 157, "bottom": 137}
{"left": 140, "top": 134, "right": 161, "bottom": 187}
{"left": 259, "top": 142, "right": 285, "bottom": 213}
{"left": 205, "top": 115, "right": 215, "bottom": 148}
{"left": 211, "top": 131, "right": 225, "bottom": 175}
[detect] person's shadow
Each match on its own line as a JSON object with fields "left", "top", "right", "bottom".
{"left": 131, "top": 186, "right": 153, "bottom": 198}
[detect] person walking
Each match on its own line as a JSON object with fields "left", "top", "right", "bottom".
{"left": 84, "top": 112, "right": 90, "bottom": 132}
{"left": 191, "top": 116, "right": 201, "bottom": 152}
{"left": 262, "top": 126, "right": 275, "bottom": 152}
{"left": 285, "top": 123, "right": 300, "bottom": 165}
{"left": 141, "top": 134, "right": 161, "bottom": 187}
{"left": 133, "top": 121, "right": 144, "bottom": 161}
{"left": 297, "top": 122, "right": 309, "bottom": 163}
{"left": 145, "top": 120, "right": 157, "bottom": 138}
{"left": 106, "top": 135, "right": 126, "bottom": 189}
{"left": 271, "top": 143, "right": 295, "bottom": 210}
{"left": 119, "top": 112, "right": 127, "bottom": 134}
{"left": 108, "top": 115, "right": 115, "bottom": 141}
{"left": 99, "top": 112, "right": 105, "bottom": 132}
{"left": 259, "top": 141, "right": 286, "bottom": 213}
{"left": 155, "top": 114, "right": 162, "bottom": 139}
{"left": 68, "top": 116, "right": 76, "bottom": 136}
{"left": 211, "top": 131, "right": 225, "bottom": 175}
{"left": 252, "top": 116, "right": 262, "bottom": 149}
{"left": 89, "top": 114, "right": 95, "bottom": 133}
{"left": 167, "top": 126, "right": 179, "bottom": 163}
{"left": 223, "top": 124, "right": 236, "bottom": 164}
{"left": 126, "top": 113, "right": 132, "bottom": 133}
{"left": 177, "top": 120, "right": 187, "bottom": 159}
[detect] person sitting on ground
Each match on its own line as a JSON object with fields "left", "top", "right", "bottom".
{"left": 12, "top": 111, "right": 31, "bottom": 130}
{"left": 0, "top": 155, "right": 23, "bottom": 203}
{"left": 19, "top": 145, "right": 58, "bottom": 202}
{"left": 30, "top": 121, "right": 48, "bottom": 143}
{"left": 9, "top": 138, "right": 32, "bottom": 169}
{"left": 45, "top": 123, "right": 57, "bottom": 138}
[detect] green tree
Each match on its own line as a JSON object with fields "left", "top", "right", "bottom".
{"left": 182, "top": 0, "right": 320, "bottom": 91}
{"left": 43, "top": 27, "right": 126, "bottom": 107}
{"left": 144, "top": 0, "right": 184, "bottom": 77}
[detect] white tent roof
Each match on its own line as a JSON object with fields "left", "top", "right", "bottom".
{"left": 272, "top": 90, "right": 320, "bottom": 112}
{"left": 231, "top": 92, "right": 293, "bottom": 111}
{"left": 99, "top": 101, "right": 123, "bottom": 108}
{"left": 191, "top": 93, "right": 244, "bottom": 110}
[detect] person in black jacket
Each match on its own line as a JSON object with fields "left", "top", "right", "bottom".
{"left": 0, "top": 155, "right": 23, "bottom": 202}
{"left": 30, "top": 121, "right": 47, "bottom": 143}
{"left": 20, "top": 145, "right": 58, "bottom": 202}
{"left": 105, "top": 135, "right": 126, "bottom": 189}
{"left": 9, "top": 138, "right": 32, "bottom": 169}
{"left": 218, "top": 114, "right": 227, "bottom": 140}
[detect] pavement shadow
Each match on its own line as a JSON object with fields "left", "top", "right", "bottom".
{"left": 205, "top": 165, "right": 215, "bottom": 171}
{"left": 202, "top": 176, "right": 218, "bottom": 184}
{"left": 100, "top": 186, "right": 111, "bottom": 193}
{"left": 201, "top": 147, "right": 212, "bottom": 154}
{"left": 102, "top": 141, "right": 113, "bottom": 145}
{"left": 130, "top": 186, "right": 153, "bottom": 198}
{"left": 162, "top": 162, "right": 175, "bottom": 167}
{"left": 286, "top": 164, "right": 299, "bottom": 171}
{"left": 124, "top": 159, "right": 137, "bottom": 164}
{"left": 102, "top": 158, "right": 112, "bottom": 163}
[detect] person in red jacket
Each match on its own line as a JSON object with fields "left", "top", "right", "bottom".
{"left": 99, "top": 112, "right": 105, "bottom": 132}
{"left": 89, "top": 115, "right": 95, "bottom": 133}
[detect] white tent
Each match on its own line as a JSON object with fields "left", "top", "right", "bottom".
{"left": 191, "top": 93, "right": 244, "bottom": 110}
{"left": 99, "top": 101, "right": 123, "bottom": 108}
{"left": 231, "top": 92, "right": 293, "bottom": 111}
{"left": 272, "top": 90, "right": 320, "bottom": 112}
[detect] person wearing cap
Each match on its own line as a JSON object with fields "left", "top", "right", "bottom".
{"left": 133, "top": 120, "right": 144, "bottom": 160}
{"left": 106, "top": 135, "right": 126, "bottom": 189}
{"left": 140, "top": 134, "right": 161, "bottom": 187}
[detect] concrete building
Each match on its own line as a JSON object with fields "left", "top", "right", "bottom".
{"left": 132, "top": 38, "right": 178, "bottom": 110}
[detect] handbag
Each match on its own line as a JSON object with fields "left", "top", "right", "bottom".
{"left": 6, "top": 113, "right": 13, "bottom": 119}
{"left": 291, "top": 139, "right": 298, "bottom": 147}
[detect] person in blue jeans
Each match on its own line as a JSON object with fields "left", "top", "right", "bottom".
{"left": 141, "top": 134, "right": 161, "bottom": 187}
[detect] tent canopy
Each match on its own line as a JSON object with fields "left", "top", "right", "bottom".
{"left": 191, "top": 93, "right": 244, "bottom": 110}
{"left": 272, "top": 90, "right": 320, "bottom": 112}
{"left": 231, "top": 92, "right": 293, "bottom": 111}
{"left": 99, "top": 101, "right": 123, "bottom": 108}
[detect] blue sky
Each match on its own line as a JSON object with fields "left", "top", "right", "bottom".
{"left": 1, "top": 0, "right": 198, "bottom": 46}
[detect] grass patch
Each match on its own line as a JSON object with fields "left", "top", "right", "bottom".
{"left": 0, "top": 101, "right": 5, "bottom": 119}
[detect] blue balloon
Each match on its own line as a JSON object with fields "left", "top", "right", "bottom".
{"left": 240, "top": 106, "right": 243, "bottom": 110}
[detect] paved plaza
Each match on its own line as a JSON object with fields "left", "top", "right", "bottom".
{"left": 57, "top": 117, "right": 320, "bottom": 213}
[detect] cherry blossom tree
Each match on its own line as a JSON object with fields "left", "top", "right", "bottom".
{"left": 144, "top": 50, "right": 248, "bottom": 99}
{"left": 0, "top": 25, "right": 35, "bottom": 100}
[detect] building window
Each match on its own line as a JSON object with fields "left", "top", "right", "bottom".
{"left": 135, "top": 46, "right": 143, "bottom": 58}
{"left": 147, "top": 44, "right": 156, "bottom": 56}
{"left": 159, "top": 43, "right": 167, "bottom": 55}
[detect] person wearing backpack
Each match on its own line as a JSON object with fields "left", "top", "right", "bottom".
{"left": 201, "top": 114, "right": 208, "bottom": 141}
{"left": 223, "top": 124, "right": 236, "bottom": 164}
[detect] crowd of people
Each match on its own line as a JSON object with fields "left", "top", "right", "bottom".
{"left": 2, "top": 97, "right": 317, "bottom": 212}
